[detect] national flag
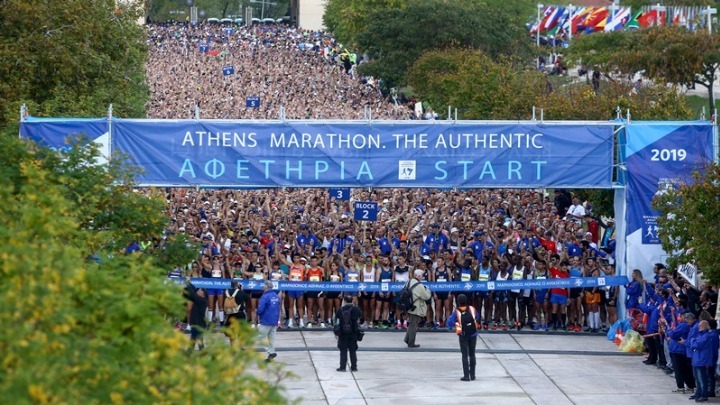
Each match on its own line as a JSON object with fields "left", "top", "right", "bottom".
{"left": 538, "top": 6, "right": 556, "bottom": 33}
{"left": 568, "top": 7, "right": 589, "bottom": 34}
{"left": 638, "top": 10, "right": 658, "bottom": 27}
{"left": 625, "top": 9, "right": 642, "bottom": 30}
{"left": 582, "top": 7, "right": 610, "bottom": 32}
{"left": 544, "top": 7, "right": 566, "bottom": 32}
{"left": 530, "top": 6, "right": 553, "bottom": 34}
{"left": 207, "top": 50, "right": 221, "bottom": 57}
{"left": 604, "top": 7, "right": 631, "bottom": 32}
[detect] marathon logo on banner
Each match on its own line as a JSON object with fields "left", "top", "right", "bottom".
{"left": 677, "top": 263, "right": 698, "bottom": 287}
{"left": 169, "top": 276, "right": 629, "bottom": 291}
{"left": 110, "top": 121, "right": 614, "bottom": 188}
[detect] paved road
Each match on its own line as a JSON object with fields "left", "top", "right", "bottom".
{"left": 250, "top": 330, "right": 689, "bottom": 404}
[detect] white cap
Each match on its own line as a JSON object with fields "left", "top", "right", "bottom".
{"left": 451, "top": 227, "right": 459, "bottom": 233}
{"left": 383, "top": 198, "right": 390, "bottom": 204}
{"left": 422, "top": 255, "right": 431, "bottom": 260}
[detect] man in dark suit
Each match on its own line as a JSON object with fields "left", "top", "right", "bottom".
{"left": 335, "top": 296, "right": 361, "bottom": 372}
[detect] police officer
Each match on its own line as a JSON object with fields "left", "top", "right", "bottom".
{"left": 447, "top": 293, "right": 480, "bottom": 381}
{"left": 335, "top": 296, "right": 361, "bottom": 372}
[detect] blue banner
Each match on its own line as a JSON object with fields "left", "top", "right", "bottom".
{"left": 171, "top": 276, "right": 629, "bottom": 291}
{"left": 623, "top": 122, "right": 714, "bottom": 280}
{"left": 20, "top": 118, "right": 109, "bottom": 153}
{"left": 112, "top": 120, "right": 614, "bottom": 188}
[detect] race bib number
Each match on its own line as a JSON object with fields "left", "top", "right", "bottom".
{"left": 309, "top": 275, "right": 320, "bottom": 282}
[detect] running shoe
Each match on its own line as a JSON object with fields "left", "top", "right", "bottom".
{"left": 492, "top": 323, "right": 499, "bottom": 330}
{"left": 299, "top": 319, "right": 305, "bottom": 328}
{"left": 533, "top": 324, "right": 543, "bottom": 331}
{"left": 544, "top": 325, "right": 550, "bottom": 332}
{"left": 320, "top": 322, "right": 326, "bottom": 328}
{"left": 483, "top": 323, "right": 489, "bottom": 330}
{"left": 403, "top": 320, "right": 408, "bottom": 329}
{"left": 396, "top": 321, "right": 402, "bottom": 329}
{"left": 502, "top": 323, "right": 508, "bottom": 331}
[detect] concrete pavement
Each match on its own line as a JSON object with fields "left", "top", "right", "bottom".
{"left": 250, "top": 329, "right": 689, "bottom": 404}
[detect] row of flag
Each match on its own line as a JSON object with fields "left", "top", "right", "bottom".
{"left": 530, "top": 5, "right": 714, "bottom": 38}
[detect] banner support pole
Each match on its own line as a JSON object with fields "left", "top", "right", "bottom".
{"left": 532, "top": 106, "right": 537, "bottom": 121}
{"left": 195, "top": 105, "right": 200, "bottom": 121}
{"left": 107, "top": 104, "right": 113, "bottom": 159}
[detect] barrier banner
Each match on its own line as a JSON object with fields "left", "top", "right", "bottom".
{"left": 20, "top": 118, "right": 109, "bottom": 157}
{"left": 113, "top": 120, "right": 613, "bottom": 188}
{"left": 623, "top": 123, "right": 714, "bottom": 280}
{"left": 170, "top": 276, "right": 629, "bottom": 291}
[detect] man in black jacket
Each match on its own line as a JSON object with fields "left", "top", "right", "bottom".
{"left": 185, "top": 282, "right": 208, "bottom": 351}
{"left": 335, "top": 296, "right": 361, "bottom": 372}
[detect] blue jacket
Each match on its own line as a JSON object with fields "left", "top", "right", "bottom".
{"left": 425, "top": 232, "right": 449, "bottom": 252}
{"left": 625, "top": 280, "right": 642, "bottom": 309}
{"left": 690, "top": 330, "right": 716, "bottom": 367}
{"left": 641, "top": 299, "right": 670, "bottom": 335}
{"left": 686, "top": 322, "right": 700, "bottom": 358}
{"left": 257, "top": 290, "right": 281, "bottom": 326}
{"left": 666, "top": 321, "right": 690, "bottom": 354}
{"left": 711, "top": 330, "right": 719, "bottom": 366}
{"left": 446, "top": 306, "right": 480, "bottom": 337}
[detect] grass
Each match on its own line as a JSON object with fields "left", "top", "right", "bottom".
{"left": 685, "top": 95, "right": 710, "bottom": 119}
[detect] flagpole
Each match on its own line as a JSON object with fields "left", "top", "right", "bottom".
{"left": 568, "top": 4, "right": 574, "bottom": 42}
{"left": 536, "top": 3, "right": 544, "bottom": 70}
{"left": 701, "top": 5, "right": 717, "bottom": 34}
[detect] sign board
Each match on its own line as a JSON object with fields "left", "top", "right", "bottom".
{"left": 329, "top": 188, "right": 350, "bottom": 201}
{"left": 222, "top": 65, "right": 234, "bottom": 76}
{"left": 199, "top": 44, "right": 209, "bottom": 53}
{"left": 354, "top": 201, "right": 378, "bottom": 221}
{"left": 246, "top": 96, "right": 261, "bottom": 108}
{"left": 677, "top": 263, "right": 698, "bottom": 287}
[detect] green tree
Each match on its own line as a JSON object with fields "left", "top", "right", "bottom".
{"left": 0, "top": 133, "right": 289, "bottom": 403}
{"left": 407, "top": 48, "right": 693, "bottom": 121}
{"left": 653, "top": 162, "right": 720, "bottom": 285}
{"left": 323, "top": 0, "right": 406, "bottom": 47}
{"left": 0, "top": 0, "right": 149, "bottom": 126}
{"left": 567, "top": 25, "right": 720, "bottom": 113}
{"left": 354, "top": 0, "right": 533, "bottom": 89}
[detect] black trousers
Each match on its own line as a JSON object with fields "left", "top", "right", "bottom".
{"left": 646, "top": 335, "right": 666, "bottom": 366}
{"left": 459, "top": 334, "right": 477, "bottom": 378}
{"left": 671, "top": 352, "right": 695, "bottom": 389}
{"left": 338, "top": 334, "right": 358, "bottom": 370}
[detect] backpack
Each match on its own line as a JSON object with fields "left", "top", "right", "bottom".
{"left": 395, "top": 280, "right": 421, "bottom": 311}
{"left": 334, "top": 306, "right": 354, "bottom": 336}
{"left": 341, "top": 306, "right": 353, "bottom": 334}
{"left": 224, "top": 290, "right": 243, "bottom": 315}
{"left": 455, "top": 307, "right": 478, "bottom": 336}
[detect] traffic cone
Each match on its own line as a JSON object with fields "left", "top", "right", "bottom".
{"left": 614, "top": 329, "right": 624, "bottom": 345}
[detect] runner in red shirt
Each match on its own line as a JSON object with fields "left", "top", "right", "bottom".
{"left": 549, "top": 256, "right": 570, "bottom": 331}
